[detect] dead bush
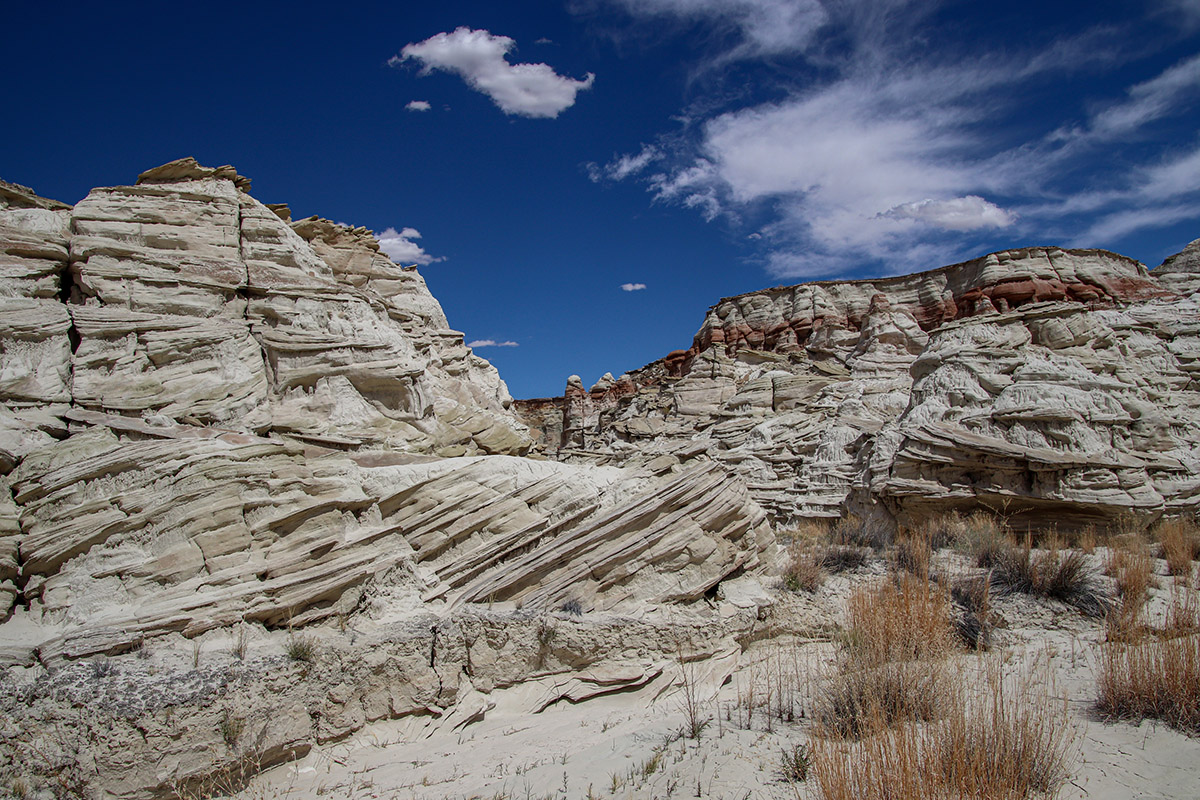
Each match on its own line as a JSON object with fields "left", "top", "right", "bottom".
{"left": 812, "top": 662, "right": 1077, "bottom": 800}
{"left": 950, "top": 575, "right": 997, "bottom": 650}
{"left": 1098, "top": 632, "right": 1200, "bottom": 734}
{"left": 831, "top": 514, "right": 891, "bottom": 550}
{"left": 783, "top": 543, "right": 825, "bottom": 593}
{"left": 817, "top": 545, "right": 869, "bottom": 573}
{"left": 844, "top": 576, "right": 957, "bottom": 667}
{"left": 1154, "top": 518, "right": 1200, "bottom": 579}
{"left": 956, "top": 512, "right": 1009, "bottom": 568}
{"left": 892, "top": 532, "right": 933, "bottom": 581}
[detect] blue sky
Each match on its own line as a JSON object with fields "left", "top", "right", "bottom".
{"left": 5, "top": 1, "right": 1199, "bottom": 398}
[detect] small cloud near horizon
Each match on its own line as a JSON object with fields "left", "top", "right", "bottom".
{"left": 467, "top": 339, "right": 519, "bottom": 348}
{"left": 620, "top": 282, "right": 647, "bottom": 291}
{"left": 394, "top": 27, "right": 594, "bottom": 118}
{"left": 406, "top": 100, "right": 432, "bottom": 111}
{"left": 376, "top": 227, "right": 442, "bottom": 265}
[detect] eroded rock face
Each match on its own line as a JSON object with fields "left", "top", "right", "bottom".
{"left": 0, "top": 159, "right": 776, "bottom": 648}
{"left": 517, "top": 246, "right": 1200, "bottom": 529}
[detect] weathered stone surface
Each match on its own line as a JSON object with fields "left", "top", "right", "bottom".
{"left": 0, "top": 160, "right": 774, "bottom": 677}
{"left": 1155, "top": 237, "right": 1200, "bottom": 295}
{"left": 517, "top": 245, "right": 1200, "bottom": 529}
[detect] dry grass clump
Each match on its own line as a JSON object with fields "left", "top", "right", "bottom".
{"left": 812, "top": 663, "right": 1077, "bottom": 800}
{"left": 892, "top": 531, "right": 933, "bottom": 580}
{"left": 1153, "top": 517, "right": 1200, "bottom": 579}
{"left": 1104, "top": 541, "right": 1156, "bottom": 641}
{"left": 949, "top": 575, "right": 996, "bottom": 650}
{"left": 816, "top": 577, "right": 957, "bottom": 739}
{"left": 844, "top": 576, "right": 956, "bottom": 666}
{"left": 830, "top": 514, "right": 891, "bottom": 550}
{"left": 955, "top": 512, "right": 1010, "bottom": 567}
{"left": 1097, "top": 632, "right": 1200, "bottom": 734}
{"left": 817, "top": 544, "right": 869, "bottom": 573}
{"left": 989, "top": 542, "right": 1112, "bottom": 618}
{"left": 783, "top": 543, "right": 825, "bottom": 593}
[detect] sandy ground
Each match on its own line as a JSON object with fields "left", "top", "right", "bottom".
{"left": 235, "top": 558, "right": 1200, "bottom": 800}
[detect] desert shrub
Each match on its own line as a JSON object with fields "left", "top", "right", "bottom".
{"left": 1104, "top": 543, "right": 1156, "bottom": 641}
{"left": 812, "top": 663, "right": 1077, "bottom": 800}
{"left": 816, "top": 660, "right": 950, "bottom": 739}
{"left": 817, "top": 577, "right": 958, "bottom": 739}
{"left": 831, "top": 514, "right": 891, "bottom": 550}
{"left": 1097, "top": 633, "right": 1200, "bottom": 734}
{"left": 779, "top": 742, "right": 810, "bottom": 782}
{"left": 950, "top": 575, "right": 995, "bottom": 650}
{"left": 892, "top": 532, "right": 932, "bottom": 580}
{"left": 844, "top": 576, "right": 956, "bottom": 666}
{"left": 990, "top": 544, "right": 1112, "bottom": 618}
{"left": 1154, "top": 518, "right": 1200, "bottom": 578}
{"left": 284, "top": 634, "right": 316, "bottom": 663}
{"left": 818, "top": 544, "right": 869, "bottom": 573}
{"left": 957, "top": 512, "right": 1009, "bottom": 567}
{"left": 783, "top": 543, "right": 826, "bottom": 593}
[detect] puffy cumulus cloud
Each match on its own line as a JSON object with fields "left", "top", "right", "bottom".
{"left": 396, "top": 27, "right": 594, "bottom": 118}
{"left": 882, "top": 196, "right": 1014, "bottom": 231}
{"left": 620, "top": 282, "right": 647, "bottom": 291}
{"left": 405, "top": 100, "right": 432, "bottom": 111}
{"left": 376, "top": 227, "right": 441, "bottom": 266}
{"left": 467, "top": 339, "right": 519, "bottom": 348}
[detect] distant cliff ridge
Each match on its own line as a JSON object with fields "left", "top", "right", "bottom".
{"left": 516, "top": 242, "right": 1200, "bottom": 531}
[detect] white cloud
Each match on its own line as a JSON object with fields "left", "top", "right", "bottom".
{"left": 396, "top": 27, "right": 594, "bottom": 118}
{"left": 467, "top": 339, "right": 519, "bottom": 348}
{"left": 593, "top": 1, "right": 1200, "bottom": 277}
{"left": 587, "top": 145, "right": 662, "bottom": 182}
{"left": 601, "top": 0, "right": 830, "bottom": 61}
{"left": 620, "top": 282, "right": 647, "bottom": 291}
{"left": 376, "top": 227, "right": 442, "bottom": 265}
{"left": 1090, "top": 54, "right": 1200, "bottom": 136}
{"left": 406, "top": 100, "right": 432, "bottom": 111}
{"left": 882, "top": 196, "right": 1014, "bottom": 231}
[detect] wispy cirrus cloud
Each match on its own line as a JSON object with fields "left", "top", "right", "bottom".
{"left": 467, "top": 339, "right": 519, "bottom": 348}
{"left": 620, "top": 282, "right": 647, "bottom": 291}
{"left": 405, "top": 100, "right": 432, "bottom": 112}
{"left": 586, "top": 1, "right": 1200, "bottom": 277}
{"left": 394, "top": 27, "right": 594, "bottom": 118}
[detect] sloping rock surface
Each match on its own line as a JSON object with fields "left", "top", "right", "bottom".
{"left": 518, "top": 246, "right": 1200, "bottom": 530}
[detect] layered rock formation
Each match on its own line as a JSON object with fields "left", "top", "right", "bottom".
{"left": 0, "top": 160, "right": 774, "bottom": 661}
{"left": 517, "top": 247, "right": 1200, "bottom": 531}
{"left": 0, "top": 161, "right": 779, "bottom": 796}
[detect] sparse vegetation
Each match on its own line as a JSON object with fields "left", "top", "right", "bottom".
{"left": 783, "top": 544, "right": 825, "bottom": 593}
{"left": 284, "top": 633, "right": 316, "bottom": 663}
{"left": 816, "top": 576, "right": 957, "bottom": 739}
{"left": 812, "top": 662, "right": 1077, "bottom": 800}
{"left": 218, "top": 710, "right": 244, "bottom": 749}
{"left": 779, "top": 742, "right": 810, "bottom": 783}
{"left": 830, "top": 514, "right": 890, "bottom": 550}
{"left": 1098, "top": 632, "right": 1200, "bottom": 734}
{"left": 949, "top": 574, "right": 995, "bottom": 650}
{"left": 817, "top": 544, "right": 869, "bottom": 573}
{"left": 1154, "top": 517, "right": 1200, "bottom": 579}
{"left": 989, "top": 541, "right": 1112, "bottom": 617}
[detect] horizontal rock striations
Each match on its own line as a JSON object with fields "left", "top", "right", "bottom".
{"left": 517, "top": 246, "right": 1200, "bottom": 530}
